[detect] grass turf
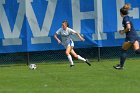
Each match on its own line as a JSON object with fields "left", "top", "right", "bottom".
{"left": 0, "top": 58, "right": 140, "bottom": 93}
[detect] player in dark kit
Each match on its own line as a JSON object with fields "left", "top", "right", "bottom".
{"left": 113, "top": 4, "right": 140, "bottom": 69}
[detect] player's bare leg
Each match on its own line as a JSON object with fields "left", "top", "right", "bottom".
{"left": 66, "top": 46, "right": 74, "bottom": 67}
{"left": 70, "top": 49, "right": 91, "bottom": 66}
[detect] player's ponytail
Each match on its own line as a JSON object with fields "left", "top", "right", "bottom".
{"left": 120, "top": 4, "right": 131, "bottom": 15}
{"left": 123, "top": 4, "right": 131, "bottom": 10}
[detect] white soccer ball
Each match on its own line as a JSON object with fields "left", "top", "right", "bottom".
{"left": 29, "top": 64, "right": 37, "bottom": 70}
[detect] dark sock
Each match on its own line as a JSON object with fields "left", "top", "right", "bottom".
{"left": 120, "top": 49, "right": 127, "bottom": 67}
{"left": 135, "top": 49, "right": 140, "bottom": 54}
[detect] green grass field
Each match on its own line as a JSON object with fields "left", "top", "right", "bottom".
{"left": 0, "top": 58, "right": 140, "bottom": 93}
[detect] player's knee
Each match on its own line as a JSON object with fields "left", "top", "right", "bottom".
{"left": 65, "top": 51, "right": 70, "bottom": 56}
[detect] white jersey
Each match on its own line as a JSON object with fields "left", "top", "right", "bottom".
{"left": 56, "top": 27, "right": 76, "bottom": 47}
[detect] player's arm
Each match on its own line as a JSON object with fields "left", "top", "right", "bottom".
{"left": 119, "top": 23, "right": 131, "bottom": 34}
{"left": 72, "top": 31, "right": 85, "bottom": 41}
{"left": 54, "top": 29, "right": 62, "bottom": 44}
{"left": 54, "top": 34, "right": 61, "bottom": 44}
{"left": 124, "top": 23, "right": 131, "bottom": 32}
{"left": 69, "top": 28, "right": 85, "bottom": 41}
{"left": 75, "top": 32, "right": 85, "bottom": 41}
{"left": 119, "top": 20, "right": 131, "bottom": 35}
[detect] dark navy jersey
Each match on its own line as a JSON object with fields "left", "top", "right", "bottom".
{"left": 122, "top": 16, "right": 137, "bottom": 38}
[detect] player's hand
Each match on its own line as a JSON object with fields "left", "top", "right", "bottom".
{"left": 80, "top": 37, "right": 85, "bottom": 42}
{"left": 57, "top": 40, "right": 62, "bottom": 44}
{"left": 119, "top": 30, "right": 125, "bottom": 35}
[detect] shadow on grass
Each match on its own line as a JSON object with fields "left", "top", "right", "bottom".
{"left": 0, "top": 65, "right": 11, "bottom": 67}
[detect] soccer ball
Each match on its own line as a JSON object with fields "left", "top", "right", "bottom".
{"left": 29, "top": 64, "right": 37, "bottom": 70}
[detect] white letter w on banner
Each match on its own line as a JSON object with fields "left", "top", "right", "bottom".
{"left": 0, "top": 0, "right": 25, "bottom": 46}
{"left": 26, "top": 0, "right": 57, "bottom": 44}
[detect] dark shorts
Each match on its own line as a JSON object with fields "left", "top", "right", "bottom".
{"left": 125, "top": 36, "right": 139, "bottom": 43}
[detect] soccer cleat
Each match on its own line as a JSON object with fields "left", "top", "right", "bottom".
{"left": 85, "top": 59, "right": 91, "bottom": 66}
{"left": 70, "top": 65, "right": 74, "bottom": 67}
{"left": 113, "top": 64, "right": 123, "bottom": 70}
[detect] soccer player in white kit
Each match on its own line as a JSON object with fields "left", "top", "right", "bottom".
{"left": 54, "top": 20, "right": 91, "bottom": 67}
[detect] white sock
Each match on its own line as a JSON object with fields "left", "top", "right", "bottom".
{"left": 78, "top": 55, "right": 86, "bottom": 61}
{"left": 67, "top": 55, "right": 74, "bottom": 65}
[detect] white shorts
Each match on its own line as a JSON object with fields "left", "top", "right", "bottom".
{"left": 63, "top": 40, "right": 74, "bottom": 48}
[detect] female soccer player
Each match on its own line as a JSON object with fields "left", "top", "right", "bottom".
{"left": 54, "top": 20, "right": 91, "bottom": 67}
{"left": 113, "top": 4, "right": 140, "bottom": 69}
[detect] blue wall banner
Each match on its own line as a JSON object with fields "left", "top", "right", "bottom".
{"left": 0, "top": 0, "right": 140, "bottom": 53}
